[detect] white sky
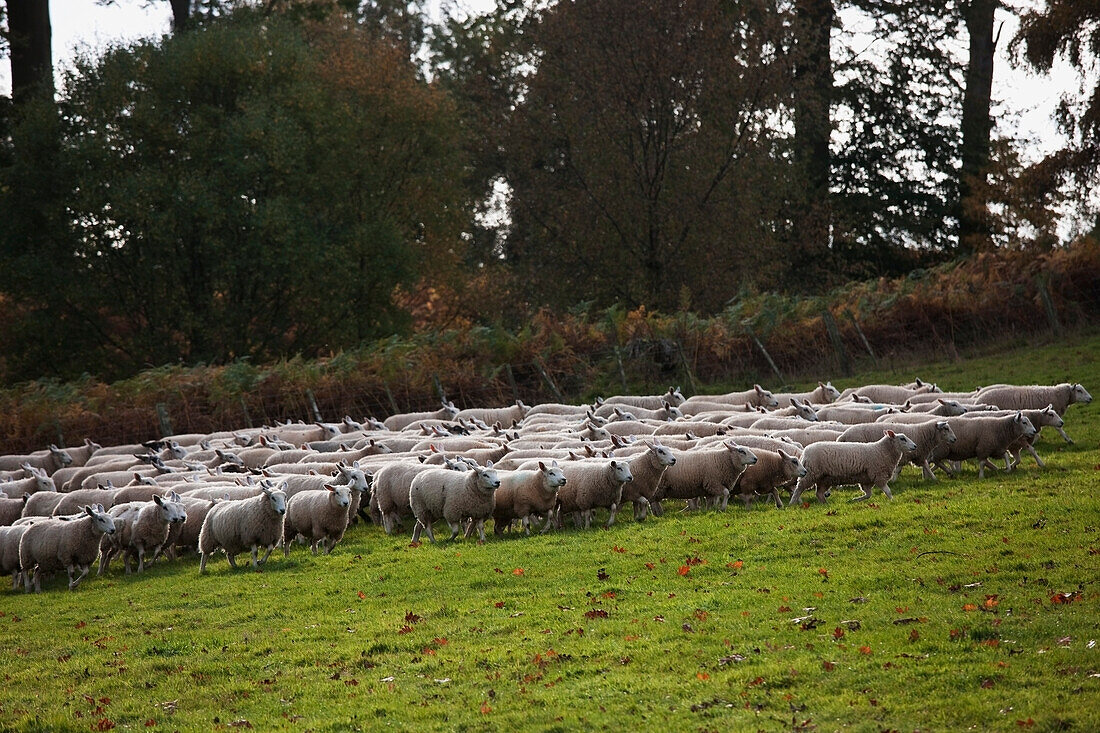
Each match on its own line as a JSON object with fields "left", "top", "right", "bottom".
{"left": 0, "top": 2, "right": 1085, "bottom": 180}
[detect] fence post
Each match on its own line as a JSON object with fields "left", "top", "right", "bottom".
{"left": 383, "top": 382, "right": 401, "bottom": 416}
{"left": 155, "top": 403, "right": 173, "bottom": 438}
{"left": 239, "top": 396, "right": 253, "bottom": 428}
{"left": 821, "top": 309, "right": 852, "bottom": 376}
{"left": 844, "top": 310, "right": 878, "bottom": 365}
{"left": 613, "top": 346, "right": 629, "bottom": 394}
{"left": 432, "top": 373, "right": 447, "bottom": 405}
{"left": 675, "top": 341, "right": 698, "bottom": 394}
{"left": 305, "top": 389, "right": 323, "bottom": 422}
{"left": 745, "top": 325, "right": 784, "bottom": 384}
{"left": 504, "top": 364, "right": 520, "bottom": 404}
{"left": 534, "top": 357, "right": 565, "bottom": 403}
{"left": 1036, "top": 274, "right": 1062, "bottom": 335}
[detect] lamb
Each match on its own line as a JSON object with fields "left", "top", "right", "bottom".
{"left": 98, "top": 495, "right": 187, "bottom": 575}
{"left": 682, "top": 385, "right": 779, "bottom": 409}
{"left": 0, "top": 445, "right": 73, "bottom": 475}
{"left": 772, "top": 382, "right": 842, "bottom": 407}
{"left": 0, "top": 525, "right": 29, "bottom": 589}
{"left": 384, "top": 401, "right": 460, "bottom": 432}
{"left": 602, "top": 387, "right": 686, "bottom": 410}
{"left": 409, "top": 462, "right": 501, "bottom": 542}
{"left": 766, "top": 398, "right": 819, "bottom": 421}
{"left": 282, "top": 484, "right": 352, "bottom": 555}
{"left": 764, "top": 428, "right": 845, "bottom": 446}
{"left": 0, "top": 466, "right": 55, "bottom": 499}
{"left": 839, "top": 420, "right": 957, "bottom": 481}
{"left": 0, "top": 494, "right": 28, "bottom": 526}
{"left": 18, "top": 504, "right": 117, "bottom": 592}
{"left": 553, "top": 459, "right": 635, "bottom": 529}
{"left": 618, "top": 441, "right": 678, "bottom": 520}
{"left": 654, "top": 441, "right": 758, "bottom": 512}
{"left": 838, "top": 383, "right": 937, "bottom": 403}
{"left": 372, "top": 458, "right": 467, "bottom": 534}
{"left": 932, "top": 413, "right": 1037, "bottom": 478}
{"left": 998, "top": 406, "right": 1065, "bottom": 469}
{"left": 492, "top": 461, "right": 567, "bottom": 535}
{"left": 21, "top": 491, "right": 65, "bottom": 518}
{"left": 812, "top": 405, "right": 897, "bottom": 424}
{"left": 733, "top": 449, "right": 806, "bottom": 508}
{"left": 596, "top": 402, "right": 684, "bottom": 422}
{"left": 789, "top": 430, "right": 918, "bottom": 505}
{"left": 198, "top": 483, "right": 288, "bottom": 572}
{"left": 455, "top": 400, "right": 530, "bottom": 427}
{"left": 974, "top": 383, "right": 1091, "bottom": 442}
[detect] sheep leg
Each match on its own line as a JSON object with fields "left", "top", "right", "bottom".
{"left": 740, "top": 493, "right": 753, "bottom": 509}
{"left": 258, "top": 545, "right": 274, "bottom": 565}
{"left": 605, "top": 503, "right": 619, "bottom": 529}
{"left": 98, "top": 547, "right": 115, "bottom": 576}
{"left": 1002, "top": 452, "right": 1012, "bottom": 471}
{"left": 474, "top": 519, "right": 487, "bottom": 542}
{"left": 1055, "top": 426, "right": 1073, "bottom": 444}
{"left": 879, "top": 481, "right": 894, "bottom": 500}
{"left": 462, "top": 519, "right": 476, "bottom": 539}
{"left": 788, "top": 483, "right": 805, "bottom": 507}
{"left": 382, "top": 513, "right": 396, "bottom": 536}
{"left": 1026, "top": 444, "right": 1045, "bottom": 468}
{"left": 137, "top": 548, "right": 147, "bottom": 573}
{"left": 68, "top": 564, "right": 89, "bottom": 590}
{"left": 199, "top": 553, "right": 209, "bottom": 573}
{"left": 422, "top": 520, "right": 437, "bottom": 544}
{"left": 771, "top": 489, "right": 783, "bottom": 509}
{"left": 447, "top": 520, "right": 463, "bottom": 541}
{"left": 650, "top": 500, "right": 665, "bottom": 517}
{"left": 311, "top": 541, "right": 320, "bottom": 556}
{"left": 539, "top": 511, "right": 556, "bottom": 534}
{"left": 718, "top": 488, "right": 730, "bottom": 511}
{"left": 226, "top": 552, "right": 238, "bottom": 569}
{"left": 850, "top": 484, "right": 873, "bottom": 502}
{"left": 411, "top": 521, "right": 424, "bottom": 543}
{"left": 920, "top": 460, "right": 937, "bottom": 481}
{"left": 633, "top": 498, "right": 650, "bottom": 521}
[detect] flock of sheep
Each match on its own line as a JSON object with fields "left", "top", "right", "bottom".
{"left": 0, "top": 378, "right": 1091, "bottom": 593}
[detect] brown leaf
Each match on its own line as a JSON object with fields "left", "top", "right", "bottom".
{"left": 512, "top": 568, "right": 525, "bottom": 576}
{"left": 597, "top": 568, "right": 610, "bottom": 581}
{"left": 397, "top": 625, "right": 414, "bottom": 635}
{"left": 858, "top": 645, "right": 872, "bottom": 655}
{"left": 833, "top": 627, "right": 845, "bottom": 640}
{"left": 584, "top": 609, "right": 608, "bottom": 619}
{"left": 405, "top": 612, "right": 422, "bottom": 624}
{"left": 822, "top": 660, "right": 836, "bottom": 671}
{"left": 612, "top": 545, "right": 626, "bottom": 553}
{"left": 980, "top": 679, "right": 994, "bottom": 689}
{"left": 909, "top": 629, "right": 920, "bottom": 642}
{"left": 357, "top": 591, "right": 366, "bottom": 600}
{"left": 644, "top": 562, "right": 656, "bottom": 570}
{"left": 677, "top": 566, "right": 690, "bottom": 576}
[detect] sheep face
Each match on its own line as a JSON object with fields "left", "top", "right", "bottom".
{"left": 819, "top": 382, "right": 841, "bottom": 402}
{"left": 667, "top": 386, "right": 686, "bottom": 405}
{"left": 1072, "top": 384, "right": 1092, "bottom": 404}
{"left": 935, "top": 422, "right": 957, "bottom": 444}
{"left": 778, "top": 449, "right": 807, "bottom": 479}
{"left": 475, "top": 465, "right": 501, "bottom": 492}
{"left": 724, "top": 442, "right": 758, "bottom": 468}
{"left": 538, "top": 462, "right": 568, "bottom": 489}
{"left": 609, "top": 460, "right": 633, "bottom": 484}
{"left": 326, "top": 484, "right": 352, "bottom": 508}
{"left": 648, "top": 442, "right": 677, "bottom": 467}
{"left": 663, "top": 403, "right": 684, "bottom": 420}
{"left": 612, "top": 408, "right": 637, "bottom": 422}
{"left": 884, "top": 431, "right": 919, "bottom": 453}
{"left": 262, "top": 486, "right": 288, "bottom": 515}
{"left": 791, "top": 399, "right": 818, "bottom": 421}
{"left": 1015, "top": 413, "right": 1037, "bottom": 438}
{"left": 442, "top": 400, "right": 459, "bottom": 418}
{"left": 86, "top": 505, "right": 117, "bottom": 535}
{"left": 937, "top": 399, "right": 968, "bottom": 416}
{"left": 49, "top": 445, "right": 74, "bottom": 468}
{"left": 1040, "top": 406, "right": 1065, "bottom": 428}
{"left": 337, "top": 464, "right": 372, "bottom": 493}
{"left": 754, "top": 385, "right": 779, "bottom": 408}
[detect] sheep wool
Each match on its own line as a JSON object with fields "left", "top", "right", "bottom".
{"left": 733, "top": 449, "right": 807, "bottom": 508}
{"left": 655, "top": 442, "right": 758, "bottom": 511}
{"left": 790, "top": 430, "right": 918, "bottom": 505}
{"left": 839, "top": 420, "right": 957, "bottom": 481}
{"left": 492, "top": 461, "right": 567, "bottom": 536}
{"left": 198, "top": 484, "right": 287, "bottom": 572}
{"left": 410, "top": 463, "right": 501, "bottom": 543}
{"left": 283, "top": 484, "right": 352, "bottom": 555}
{"left": 619, "top": 442, "right": 678, "bottom": 521}
{"left": 19, "top": 504, "right": 117, "bottom": 592}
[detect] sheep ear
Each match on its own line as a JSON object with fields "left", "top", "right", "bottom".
{"left": 84, "top": 505, "right": 95, "bottom": 516}
{"left": 754, "top": 384, "right": 764, "bottom": 393}
{"left": 551, "top": 459, "right": 560, "bottom": 468}
{"left": 538, "top": 461, "right": 547, "bottom": 471}
{"left": 154, "top": 494, "right": 165, "bottom": 507}
{"left": 778, "top": 449, "right": 789, "bottom": 459}
{"left": 325, "top": 484, "right": 336, "bottom": 492}
{"left": 885, "top": 429, "right": 896, "bottom": 438}
{"left": 485, "top": 460, "right": 494, "bottom": 469}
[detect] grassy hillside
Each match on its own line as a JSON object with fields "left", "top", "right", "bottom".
{"left": 2, "top": 336, "right": 1098, "bottom": 731}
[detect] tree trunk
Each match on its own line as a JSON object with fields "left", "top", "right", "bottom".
{"left": 5, "top": 0, "right": 53, "bottom": 102}
{"left": 958, "top": 0, "right": 997, "bottom": 253}
{"left": 169, "top": 0, "right": 191, "bottom": 33}
{"left": 793, "top": 0, "right": 834, "bottom": 278}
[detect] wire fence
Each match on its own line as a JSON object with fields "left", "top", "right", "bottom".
{"left": 2, "top": 251, "right": 1099, "bottom": 454}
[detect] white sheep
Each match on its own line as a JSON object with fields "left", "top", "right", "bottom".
{"left": 838, "top": 420, "right": 957, "bottom": 481}
{"left": 654, "top": 441, "right": 757, "bottom": 511}
{"left": 384, "top": 401, "right": 460, "bottom": 432}
{"left": 772, "top": 382, "right": 842, "bottom": 407}
{"left": 0, "top": 525, "right": 29, "bottom": 589}
{"left": 932, "top": 413, "right": 1038, "bottom": 478}
{"left": 601, "top": 387, "right": 686, "bottom": 410}
{"left": 371, "top": 458, "right": 470, "bottom": 533}
{"left": 619, "top": 440, "right": 678, "bottom": 520}
{"left": 492, "top": 461, "right": 567, "bottom": 535}
{"left": 283, "top": 484, "right": 352, "bottom": 555}
{"left": 838, "top": 383, "right": 937, "bottom": 403}
{"left": 974, "top": 383, "right": 1091, "bottom": 443}
{"left": 733, "top": 449, "right": 806, "bottom": 508}
{"left": 597, "top": 402, "right": 683, "bottom": 422}
{"left": 198, "top": 483, "right": 287, "bottom": 572}
{"left": 0, "top": 445, "right": 73, "bottom": 475}
{"left": 455, "top": 401, "right": 530, "bottom": 427}
{"left": 98, "top": 495, "right": 187, "bottom": 575}
{"left": 1, "top": 494, "right": 29, "bottom": 526}
{"left": 165, "top": 495, "right": 219, "bottom": 559}
{"left": 554, "top": 459, "right": 634, "bottom": 529}
{"left": 789, "top": 430, "right": 918, "bottom": 505}
{"left": 410, "top": 462, "right": 501, "bottom": 543}
{"left": 0, "top": 466, "right": 55, "bottom": 499}
{"left": 18, "top": 504, "right": 117, "bottom": 592}
{"left": 683, "top": 385, "right": 778, "bottom": 409}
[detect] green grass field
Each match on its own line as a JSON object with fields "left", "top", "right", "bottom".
{"left": 2, "top": 334, "right": 1098, "bottom": 732}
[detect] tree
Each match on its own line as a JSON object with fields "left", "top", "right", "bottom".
{"left": 958, "top": 0, "right": 999, "bottom": 253}
{"left": 3, "top": 0, "right": 52, "bottom": 102}
{"left": 0, "top": 9, "right": 467, "bottom": 381}
{"left": 485, "top": 0, "right": 793, "bottom": 312}
{"left": 1012, "top": 1, "right": 1100, "bottom": 217}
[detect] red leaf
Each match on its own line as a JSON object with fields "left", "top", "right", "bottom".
{"left": 686, "top": 555, "right": 705, "bottom": 566}
{"left": 644, "top": 562, "right": 656, "bottom": 570}
{"left": 963, "top": 603, "right": 978, "bottom": 612}
{"left": 818, "top": 568, "right": 829, "bottom": 578}
{"left": 697, "top": 672, "right": 710, "bottom": 681}
{"left": 981, "top": 679, "right": 994, "bottom": 689}
{"left": 749, "top": 676, "right": 764, "bottom": 686}
{"left": 909, "top": 629, "right": 920, "bottom": 642}
{"left": 405, "top": 612, "right": 422, "bottom": 624}
{"left": 727, "top": 560, "right": 744, "bottom": 570}
{"left": 778, "top": 605, "right": 792, "bottom": 613}
{"left": 612, "top": 545, "right": 626, "bottom": 553}
{"left": 433, "top": 637, "right": 448, "bottom": 645}
{"left": 1016, "top": 719, "right": 1035, "bottom": 727}
{"left": 983, "top": 595, "right": 999, "bottom": 609}
{"left": 480, "top": 702, "right": 492, "bottom": 714}
{"left": 677, "top": 566, "right": 690, "bottom": 576}
{"left": 833, "top": 627, "right": 845, "bottom": 640}
{"left": 693, "top": 609, "right": 709, "bottom": 622}
{"left": 144, "top": 721, "right": 156, "bottom": 728}
{"left": 858, "top": 646, "right": 872, "bottom": 655}
{"left": 494, "top": 602, "right": 505, "bottom": 608}
{"left": 75, "top": 621, "right": 87, "bottom": 629}
{"left": 512, "top": 568, "right": 525, "bottom": 576}
{"left": 357, "top": 591, "right": 366, "bottom": 600}
{"left": 95, "top": 720, "right": 115, "bottom": 732}
{"left": 624, "top": 635, "right": 639, "bottom": 641}
{"left": 949, "top": 629, "right": 962, "bottom": 641}
{"left": 397, "top": 625, "right": 414, "bottom": 635}
{"left": 584, "top": 609, "right": 609, "bottom": 619}
{"left": 822, "top": 661, "right": 836, "bottom": 671}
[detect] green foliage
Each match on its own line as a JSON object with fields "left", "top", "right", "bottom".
{"left": 0, "top": 8, "right": 467, "bottom": 382}
{"left": 1, "top": 342, "right": 1098, "bottom": 730}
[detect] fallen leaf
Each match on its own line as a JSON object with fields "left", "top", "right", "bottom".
{"left": 494, "top": 602, "right": 505, "bottom": 609}
{"left": 397, "top": 625, "right": 414, "bottom": 635}
{"left": 822, "top": 661, "right": 836, "bottom": 671}
{"left": 612, "top": 545, "right": 626, "bottom": 553}
{"left": 584, "top": 609, "right": 608, "bottom": 619}
{"left": 696, "top": 672, "right": 710, "bottom": 681}
{"left": 909, "top": 629, "right": 920, "bottom": 642}
{"left": 357, "top": 591, "right": 366, "bottom": 600}
{"left": 405, "top": 612, "right": 422, "bottom": 624}
{"left": 682, "top": 623, "right": 694, "bottom": 633}
{"left": 644, "top": 562, "right": 656, "bottom": 570}
{"left": 859, "top": 646, "right": 872, "bottom": 655}
{"left": 480, "top": 702, "right": 492, "bottom": 714}
{"left": 512, "top": 568, "right": 525, "bottom": 576}
{"left": 728, "top": 560, "right": 744, "bottom": 570}
{"left": 980, "top": 679, "right": 994, "bottom": 689}
{"left": 778, "top": 605, "right": 792, "bottom": 613}
{"left": 678, "top": 566, "right": 690, "bottom": 576}
{"left": 963, "top": 604, "right": 978, "bottom": 612}
{"left": 983, "top": 595, "right": 999, "bottom": 609}
{"left": 693, "top": 609, "right": 709, "bottom": 622}
{"left": 718, "top": 654, "right": 746, "bottom": 665}
{"left": 597, "top": 568, "right": 610, "bottom": 581}
{"left": 833, "top": 627, "right": 845, "bottom": 640}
